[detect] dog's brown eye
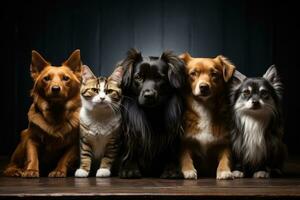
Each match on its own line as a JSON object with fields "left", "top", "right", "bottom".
{"left": 189, "top": 71, "right": 197, "bottom": 77}
{"left": 260, "top": 89, "right": 268, "bottom": 98}
{"left": 135, "top": 74, "right": 143, "bottom": 82}
{"left": 62, "top": 75, "right": 70, "bottom": 81}
{"left": 211, "top": 71, "right": 218, "bottom": 78}
{"left": 43, "top": 76, "right": 50, "bottom": 81}
{"left": 243, "top": 89, "right": 251, "bottom": 97}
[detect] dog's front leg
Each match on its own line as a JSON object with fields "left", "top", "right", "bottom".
{"left": 216, "top": 147, "right": 233, "bottom": 180}
{"left": 180, "top": 148, "right": 197, "bottom": 179}
{"left": 22, "top": 137, "right": 39, "bottom": 178}
{"left": 49, "top": 145, "right": 77, "bottom": 177}
{"left": 119, "top": 159, "right": 141, "bottom": 179}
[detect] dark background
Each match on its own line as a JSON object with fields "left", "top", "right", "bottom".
{"left": 1, "top": 0, "right": 299, "bottom": 156}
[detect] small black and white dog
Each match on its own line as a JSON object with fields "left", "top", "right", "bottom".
{"left": 230, "top": 66, "right": 287, "bottom": 178}
{"left": 119, "top": 48, "right": 186, "bottom": 178}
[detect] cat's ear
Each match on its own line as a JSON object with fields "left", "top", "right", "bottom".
{"left": 121, "top": 48, "right": 142, "bottom": 89}
{"left": 63, "top": 49, "right": 82, "bottom": 73}
{"left": 263, "top": 65, "right": 283, "bottom": 98}
{"left": 30, "top": 50, "right": 50, "bottom": 80}
{"left": 109, "top": 66, "right": 124, "bottom": 86}
{"left": 216, "top": 55, "right": 235, "bottom": 82}
{"left": 81, "top": 65, "right": 96, "bottom": 84}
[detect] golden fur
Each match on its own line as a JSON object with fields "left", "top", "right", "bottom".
{"left": 3, "top": 50, "right": 82, "bottom": 177}
{"left": 179, "top": 52, "right": 235, "bottom": 180}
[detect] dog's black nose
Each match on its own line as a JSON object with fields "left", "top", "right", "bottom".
{"left": 199, "top": 84, "right": 210, "bottom": 95}
{"left": 51, "top": 86, "right": 61, "bottom": 93}
{"left": 143, "top": 90, "right": 155, "bottom": 99}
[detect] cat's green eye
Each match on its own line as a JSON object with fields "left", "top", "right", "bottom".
{"left": 91, "top": 88, "right": 98, "bottom": 93}
{"left": 106, "top": 89, "right": 114, "bottom": 94}
{"left": 243, "top": 89, "right": 251, "bottom": 97}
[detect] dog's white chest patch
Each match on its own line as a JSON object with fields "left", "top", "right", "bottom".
{"left": 191, "top": 100, "right": 217, "bottom": 146}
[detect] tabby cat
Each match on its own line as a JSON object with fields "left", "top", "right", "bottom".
{"left": 75, "top": 65, "right": 123, "bottom": 177}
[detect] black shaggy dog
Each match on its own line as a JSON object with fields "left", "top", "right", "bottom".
{"left": 119, "top": 49, "right": 186, "bottom": 178}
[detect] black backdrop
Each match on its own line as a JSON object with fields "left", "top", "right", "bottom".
{"left": 1, "top": 0, "right": 299, "bottom": 156}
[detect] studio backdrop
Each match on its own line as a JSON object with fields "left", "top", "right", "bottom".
{"left": 1, "top": 0, "right": 299, "bottom": 155}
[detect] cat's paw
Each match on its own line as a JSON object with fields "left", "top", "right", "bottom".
{"left": 119, "top": 168, "right": 141, "bottom": 179}
{"left": 22, "top": 169, "right": 39, "bottom": 178}
{"left": 75, "top": 168, "right": 89, "bottom": 178}
{"left": 96, "top": 168, "right": 111, "bottom": 178}
{"left": 182, "top": 169, "right": 197, "bottom": 179}
{"left": 217, "top": 170, "right": 233, "bottom": 180}
{"left": 253, "top": 171, "right": 270, "bottom": 179}
{"left": 232, "top": 170, "right": 245, "bottom": 178}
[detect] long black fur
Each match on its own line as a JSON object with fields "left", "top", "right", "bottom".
{"left": 119, "top": 48, "right": 186, "bottom": 178}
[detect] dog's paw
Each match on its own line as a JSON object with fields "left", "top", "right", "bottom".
{"left": 253, "top": 171, "right": 270, "bottom": 179}
{"left": 3, "top": 167, "right": 23, "bottom": 177}
{"left": 232, "top": 170, "right": 245, "bottom": 178}
{"left": 96, "top": 168, "right": 111, "bottom": 178}
{"left": 161, "top": 169, "right": 182, "bottom": 179}
{"left": 217, "top": 171, "right": 233, "bottom": 180}
{"left": 182, "top": 169, "right": 197, "bottom": 179}
{"left": 48, "top": 170, "right": 67, "bottom": 178}
{"left": 22, "top": 169, "right": 39, "bottom": 178}
{"left": 75, "top": 168, "right": 89, "bottom": 178}
{"left": 119, "top": 168, "right": 141, "bottom": 179}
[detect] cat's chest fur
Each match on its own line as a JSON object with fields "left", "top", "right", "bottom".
{"left": 80, "top": 108, "right": 121, "bottom": 158}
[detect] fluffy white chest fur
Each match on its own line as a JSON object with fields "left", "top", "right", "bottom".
{"left": 189, "top": 99, "right": 218, "bottom": 148}
{"left": 239, "top": 115, "right": 267, "bottom": 164}
{"left": 80, "top": 108, "right": 120, "bottom": 159}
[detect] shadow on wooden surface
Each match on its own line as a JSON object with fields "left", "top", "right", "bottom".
{"left": 0, "top": 156, "right": 300, "bottom": 199}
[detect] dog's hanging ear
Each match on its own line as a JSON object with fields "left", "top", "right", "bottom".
{"left": 63, "top": 49, "right": 82, "bottom": 73}
{"left": 121, "top": 48, "right": 142, "bottom": 89}
{"left": 263, "top": 65, "right": 283, "bottom": 98}
{"left": 81, "top": 65, "right": 96, "bottom": 84}
{"left": 179, "top": 52, "right": 192, "bottom": 64}
{"left": 30, "top": 50, "right": 50, "bottom": 80}
{"left": 161, "top": 51, "right": 186, "bottom": 89}
{"left": 109, "top": 66, "right": 124, "bottom": 86}
{"left": 216, "top": 55, "right": 235, "bottom": 82}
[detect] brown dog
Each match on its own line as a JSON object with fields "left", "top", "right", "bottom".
{"left": 3, "top": 50, "right": 82, "bottom": 177}
{"left": 179, "top": 53, "right": 235, "bottom": 180}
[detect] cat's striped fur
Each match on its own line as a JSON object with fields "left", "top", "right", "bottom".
{"left": 75, "top": 65, "right": 123, "bottom": 177}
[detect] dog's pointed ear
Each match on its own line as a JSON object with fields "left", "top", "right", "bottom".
{"left": 179, "top": 52, "right": 192, "bottom": 64}
{"left": 231, "top": 70, "right": 247, "bottom": 88}
{"left": 263, "top": 65, "right": 283, "bottom": 98}
{"left": 121, "top": 48, "right": 142, "bottom": 89}
{"left": 161, "top": 51, "right": 186, "bottom": 89}
{"left": 109, "top": 66, "right": 124, "bottom": 86}
{"left": 63, "top": 49, "right": 82, "bottom": 73}
{"left": 216, "top": 55, "right": 235, "bottom": 82}
{"left": 82, "top": 65, "right": 96, "bottom": 84}
{"left": 30, "top": 50, "right": 50, "bottom": 80}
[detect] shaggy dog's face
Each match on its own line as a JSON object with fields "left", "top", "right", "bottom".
{"left": 132, "top": 58, "right": 171, "bottom": 107}
{"left": 122, "top": 49, "right": 186, "bottom": 107}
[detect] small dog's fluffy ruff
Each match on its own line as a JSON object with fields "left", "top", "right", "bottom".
{"left": 3, "top": 50, "right": 82, "bottom": 178}
{"left": 230, "top": 66, "right": 287, "bottom": 178}
{"left": 179, "top": 52, "right": 235, "bottom": 180}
